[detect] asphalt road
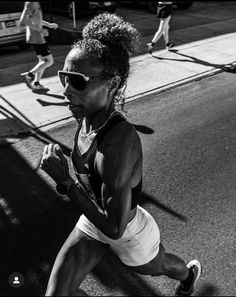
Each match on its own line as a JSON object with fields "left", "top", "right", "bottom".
{"left": 0, "top": 70, "right": 235, "bottom": 296}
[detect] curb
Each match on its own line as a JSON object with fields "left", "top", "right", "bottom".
{"left": 127, "top": 61, "right": 236, "bottom": 102}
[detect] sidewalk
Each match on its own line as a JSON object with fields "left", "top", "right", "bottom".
{"left": 0, "top": 32, "right": 236, "bottom": 143}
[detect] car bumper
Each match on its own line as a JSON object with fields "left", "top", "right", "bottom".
{"left": 0, "top": 33, "right": 26, "bottom": 47}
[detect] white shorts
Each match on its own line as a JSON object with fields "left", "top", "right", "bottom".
{"left": 76, "top": 205, "right": 160, "bottom": 266}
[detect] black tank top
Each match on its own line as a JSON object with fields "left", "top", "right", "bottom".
{"left": 71, "top": 112, "right": 142, "bottom": 210}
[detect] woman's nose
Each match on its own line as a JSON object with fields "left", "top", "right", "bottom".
{"left": 63, "top": 84, "right": 73, "bottom": 98}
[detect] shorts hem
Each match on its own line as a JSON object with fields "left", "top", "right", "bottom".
{"left": 121, "top": 248, "right": 160, "bottom": 267}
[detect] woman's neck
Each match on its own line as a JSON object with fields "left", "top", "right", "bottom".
{"left": 84, "top": 106, "right": 116, "bottom": 133}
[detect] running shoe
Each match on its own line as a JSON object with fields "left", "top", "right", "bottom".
{"left": 166, "top": 42, "right": 175, "bottom": 50}
{"left": 147, "top": 43, "right": 154, "bottom": 55}
{"left": 175, "top": 259, "right": 202, "bottom": 296}
{"left": 31, "top": 82, "right": 49, "bottom": 93}
{"left": 20, "top": 72, "right": 35, "bottom": 89}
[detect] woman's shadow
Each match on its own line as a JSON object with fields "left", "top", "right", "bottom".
{"left": 153, "top": 49, "right": 236, "bottom": 73}
{"left": 36, "top": 93, "right": 66, "bottom": 107}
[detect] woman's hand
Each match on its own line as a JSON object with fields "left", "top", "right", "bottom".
{"left": 49, "top": 22, "right": 59, "bottom": 30}
{"left": 40, "top": 28, "right": 49, "bottom": 36}
{"left": 40, "top": 144, "right": 70, "bottom": 183}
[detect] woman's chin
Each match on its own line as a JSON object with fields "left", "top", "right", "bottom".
{"left": 69, "top": 106, "right": 83, "bottom": 118}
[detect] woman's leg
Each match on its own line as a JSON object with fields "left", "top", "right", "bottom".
{"left": 151, "top": 19, "right": 166, "bottom": 44}
{"left": 127, "top": 243, "right": 189, "bottom": 281}
{"left": 147, "top": 18, "right": 168, "bottom": 54}
{"left": 30, "top": 54, "right": 54, "bottom": 82}
{"left": 45, "top": 226, "right": 109, "bottom": 296}
{"left": 162, "top": 16, "right": 171, "bottom": 45}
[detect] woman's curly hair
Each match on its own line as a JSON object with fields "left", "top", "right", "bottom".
{"left": 72, "top": 12, "right": 140, "bottom": 109}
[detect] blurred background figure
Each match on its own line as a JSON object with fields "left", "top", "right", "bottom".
{"left": 147, "top": 1, "right": 174, "bottom": 55}
{"left": 19, "top": 2, "right": 58, "bottom": 92}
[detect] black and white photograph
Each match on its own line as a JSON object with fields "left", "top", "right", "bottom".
{"left": 0, "top": 1, "right": 235, "bottom": 296}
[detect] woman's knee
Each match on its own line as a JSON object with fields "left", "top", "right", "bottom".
{"left": 43, "top": 55, "right": 54, "bottom": 67}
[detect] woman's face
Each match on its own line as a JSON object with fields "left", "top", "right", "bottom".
{"left": 62, "top": 49, "right": 113, "bottom": 119}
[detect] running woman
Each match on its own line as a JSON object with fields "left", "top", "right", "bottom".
{"left": 19, "top": 2, "right": 58, "bottom": 92}
{"left": 40, "top": 12, "right": 201, "bottom": 296}
{"left": 147, "top": 1, "right": 175, "bottom": 55}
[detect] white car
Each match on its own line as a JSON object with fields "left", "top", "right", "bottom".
{"left": 0, "top": 2, "right": 29, "bottom": 49}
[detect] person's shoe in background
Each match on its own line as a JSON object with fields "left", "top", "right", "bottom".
{"left": 147, "top": 43, "right": 154, "bottom": 55}
{"left": 20, "top": 71, "right": 35, "bottom": 89}
{"left": 31, "top": 82, "right": 49, "bottom": 93}
{"left": 166, "top": 42, "right": 175, "bottom": 50}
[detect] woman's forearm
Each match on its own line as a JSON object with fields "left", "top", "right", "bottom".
{"left": 68, "top": 183, "right": 119, "bottom": 239}
{"left": 41, "top": 20, "right": 51, "bottom": 28}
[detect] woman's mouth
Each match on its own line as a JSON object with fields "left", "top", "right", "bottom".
{"left": 68, "top": 104, "right": 83, "bottom": 114}
{"left": 68, "top": 103, "right": 81, "bottom": 109}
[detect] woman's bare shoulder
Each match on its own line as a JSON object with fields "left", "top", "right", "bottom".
{"left": 99, "top": 120, "right": 142, "bottom": 156}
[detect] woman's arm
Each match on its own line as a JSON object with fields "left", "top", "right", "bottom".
{"left": 69, "top": 122, "right": 142, "bottom": 239}
{"left": 41, "top": 20, "right": 58, "bottom": 29}
{"left": 19, "top": 2, "right": 40, "bottom": 30}
{"left": 40, "top": 124, "right": 142, "bottom": 239}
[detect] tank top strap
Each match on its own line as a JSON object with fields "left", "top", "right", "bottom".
{"left": 96, "top": 112, "right": 126, "bottom": 148}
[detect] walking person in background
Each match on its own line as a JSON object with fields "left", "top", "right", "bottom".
{"left": 19, "top": 2, "right": 58, "bottom": 92}
{"left": 147, "top": 1, "right": 175, "bottom": 55}
{"left": 40, "top": 12, "right": 201, "bottom": 296}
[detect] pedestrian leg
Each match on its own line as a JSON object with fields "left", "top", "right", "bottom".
{"left": 147, "top": 19, "right": 166, "bottom": 54}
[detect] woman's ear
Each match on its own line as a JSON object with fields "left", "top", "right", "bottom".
{"left": 110, "top": 75, "right": 121, "bottom": 94}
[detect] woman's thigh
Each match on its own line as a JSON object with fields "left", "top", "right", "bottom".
{"left": 158, "top": 19, "right": 166, "bottom": 32}
{"left": 163, "top": 16, "right": 171, "bottom": 27}
{"left": 46, "top": 226, "right": 109, "bottom": 296}
{"left": 126, "top": 243, "right": 166, "bottom": 276}
{"left": 43, "top": 53, "right": 54, "bottom": 64}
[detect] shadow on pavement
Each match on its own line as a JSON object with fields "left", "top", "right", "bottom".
{"left": 91, "top": 249, "right": 162, "bottom": 296}
{"left": 141, "top": 192, "right": 187, "bottom": 222}
{"left": 36, "top": 98, "right": 67, "bottom": 107}
{"left": 0, "top": 143, "right": 79, "bottom": 296}
{"left": 34, "top": 92, "right": 65, "bottom": 100}
{"left": 0, "top": 94, "right": 71, "bottom": 157}
{"left": 153, "top": 49, "right": 236, "bottom": 74}
{"left": 133, "top": 123, "right": 155, "bottom": 134}
{"left": 196, "top": 283, "right": 219, "bottom": 296}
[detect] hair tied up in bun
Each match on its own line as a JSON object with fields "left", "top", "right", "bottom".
{"left": 82, "top": 12, "right": 140, "bottom": 54}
